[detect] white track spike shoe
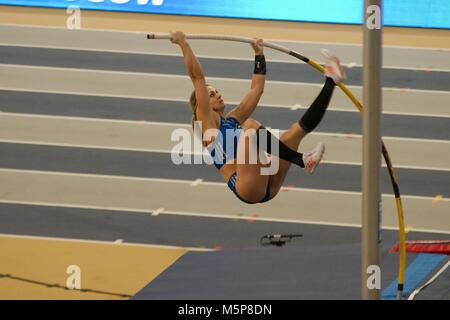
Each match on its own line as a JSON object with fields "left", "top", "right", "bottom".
{"left": 321, "top": 49, "right": 346, "bottom": 84}
{"left": 302, "top": 142, "right": 325, "bottom": 174}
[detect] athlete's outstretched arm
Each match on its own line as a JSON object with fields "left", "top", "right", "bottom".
{"left": 170, "top": 31, "right": 213, "bottom": 128}
{"left": 227, "top": 38, "right": 266, "bottom": 124}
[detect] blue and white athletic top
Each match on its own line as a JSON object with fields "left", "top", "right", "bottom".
{"left": 206, "top": 117, "right": 242, "bottom": 170}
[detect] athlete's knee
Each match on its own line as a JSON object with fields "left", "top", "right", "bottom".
{"left": 241, "top": 120, "right": 261, "bottom": 146}
{"left": 242, "top": 118, "right": 262, "bottom": 130}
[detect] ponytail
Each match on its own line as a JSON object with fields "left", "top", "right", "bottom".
{"left": 188, "top": 89, "right": 203, "bottom": 144}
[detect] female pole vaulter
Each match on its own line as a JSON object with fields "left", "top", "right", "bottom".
{"left": 170, "top": 31, "right": 346, "bottom": 204}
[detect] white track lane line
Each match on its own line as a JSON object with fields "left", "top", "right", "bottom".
{"left": 0, "top": 168, "right": 447, "bottom": 203}
{"left": 1, "top": 199, "right": 449, "bottom": 235}
{"left": 0, "top": 232, "right": 214, "bottom": 251}
{"left": 2, "top": 43, "right": 449, "bottom": 72}
{"left": 2, "top": 86, "right": 450, "bottom": 118}
{"left": 3, "top": 23, "right": 450, "bottom": 51}
{"left": 2, "top": 111, "right": 449, "bottom": 144}
{"left": 2, "top": 64, "right": 449, "bottom": 95}
{"left": 1, "top": 139, "right": 449, "bottom": 172}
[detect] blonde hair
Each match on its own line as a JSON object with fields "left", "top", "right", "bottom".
{"left": 188, "top": 89, "right": 198, "bottom": 130}
{"left": 188, "top": 88, "right": 206, "bottom": 145}
{"left": 189, "top": 85, "right": 223, "bottom": 148}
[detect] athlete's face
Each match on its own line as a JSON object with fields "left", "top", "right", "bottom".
{"left": 208, "top": 86, "right": 225, "bottom": 113}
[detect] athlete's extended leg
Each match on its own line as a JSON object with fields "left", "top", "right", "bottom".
{"left": 256, "top": 76, "right": 335, "bottom": 170}
{"left": 256, "top": 77, "right": 335, "bottom": 174}
{"left": 234, "top": 119, "right": 271, "bottom": 203}
{"left": 264, "top": 49, "right": 346, "bottom": 198}
{"left": 234, "top": 50, "right": 345, "bottom": 202}
{"left": 256, "top": 48, "right": 345, "bottom": 169}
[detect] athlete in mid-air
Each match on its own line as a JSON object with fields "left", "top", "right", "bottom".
{"left": 170, "top": 31, "right": 346, "bottom": 204}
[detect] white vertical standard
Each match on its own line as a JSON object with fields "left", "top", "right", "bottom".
{"left": 362, "top": 0, "right": 382, "bottom": 300}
